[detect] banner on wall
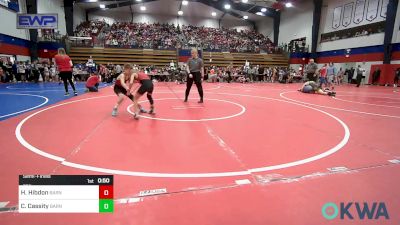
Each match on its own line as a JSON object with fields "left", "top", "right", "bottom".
{"left": 366, "top": 0, "right": 379, "bottom": 21}
{"left": 17, "top": 14, "right": 58, "bottom": 29}
{"left": 380, "top": 0, "right": 389, "bottom": 18}
{"left": 342, "top": 3, "right": 354, "bottom": 27}
{"left": 332, "top": 6, "right": 342, "bottom": 29}
{"left": 353, "top": 0, "right": 365, "bottom": 24}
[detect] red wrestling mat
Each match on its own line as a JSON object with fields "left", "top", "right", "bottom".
{"left": 0, "top": 83, "right": 399, "bottom": 224}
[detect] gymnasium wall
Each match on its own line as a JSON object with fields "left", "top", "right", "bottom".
{"left": 317, "top": 0, "right": 388, "bottom": 52}
{"left": 37, "top": 0, "right": 67, "bottom": 35}
{"left": 278, "top": 0, "right": 313, "bottom": 49}
{"left": 287, "top": 0, "right": 400, "bottom": 81}
{"left": 0, "top": 0, "right": 31, "bottom": 59}
{"left": 320, "top": 0, "right": 387, "bottom": 33}
{"left": 0, "top": 0, "right": 29, "bottom": 40}
{"left": 73, "top": 4, "right": 86, "bottom": 29}
{"left": 256, "top": 18, "right": 274, "bottom": 41}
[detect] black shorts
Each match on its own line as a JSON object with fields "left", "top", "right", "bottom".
{"left": 59, "top": 71, "right": 72, "bottom": 80}
{"left": 188, "top": 71, "right": 202, "bottom": 83}
{"left": 137, "top": 80, "right": 153, "bottom": 95}
{"left": 114, "top": 84, "right": 128, "bottom": 96}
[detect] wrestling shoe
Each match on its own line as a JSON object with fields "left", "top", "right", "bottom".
{"left": 111, "top": 108, "right": 118, "bottom": 117}
{"left": 149, "top": 105, "right": 155, "bottom": 114}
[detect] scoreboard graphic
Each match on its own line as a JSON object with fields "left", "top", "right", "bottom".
{"left": 19, "top": 175, "right": 114, "bottom": 213}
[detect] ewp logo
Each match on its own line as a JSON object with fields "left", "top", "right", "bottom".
{"left": 17, "top": 14, "right": 58, "bottom": 29}
{"left": 322, "top": 202, "right": 389, "bottom": 220}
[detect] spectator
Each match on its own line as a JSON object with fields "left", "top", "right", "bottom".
{"left": 336, "top": 67, "right": 344, "bottom": 85}
{"left": 54, "top": 48, "right": 78, "bottom": 96}
{"left": 17, "top": 61, "right": 26, "bottom": 82}
{"left": 371, "top": 67, "right": 381, "bottom": 85}
{"left": 326, "top": 62, "right": 336, "bottom": 88}
{"left": 355, "top": 65, "right": 364, "bottom": 87}
{"left": 319, "top": 64, "right": 328, "bottom": 88}
{"left": 394, "top": 68, "right": 400, "bottom": 88}
{"left": 86, "top": 74, "right": 101, "bottom": 92}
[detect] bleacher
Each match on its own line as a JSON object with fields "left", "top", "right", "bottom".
{"left": 69, "top": 47, "right": 288, "bottom": 67}
{"left": 69, "top": 48, "right": 177, "bottom": 66}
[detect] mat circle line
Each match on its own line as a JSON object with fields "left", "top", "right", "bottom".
{"left": 15, "top": 92, "right": 350, "bottom": 178}
{"left": 0, "top": 93, "right": 49, "bottom": 119}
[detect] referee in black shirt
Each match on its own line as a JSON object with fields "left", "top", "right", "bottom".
{"left": 185, "top": 48, "right": 204, "bottom": 103}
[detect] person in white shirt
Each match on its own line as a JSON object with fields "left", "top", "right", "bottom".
{"left": 17, "top": 62, "right": 26, "bottom": 82}
{"left": 50, "top": 64, "right": 57, "bottom": 82}
{"left": 115, "top": 64, "right": 122, "bottom": 75}
{"left": 355, "top": 65, "right": 365, "bottom": 87}
{"left": 86, "top": 56, "right": 96, "bottom": 74}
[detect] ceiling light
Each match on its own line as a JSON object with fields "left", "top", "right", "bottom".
{"left": 224, "top": 4, "right": 231, "bottom": 9}
{"left": 135, "top": 0, "right": 142, "bottom": 2}
{"left": 261, "top": 8, "right": 267, "bottom": 12}
{"left": 88, "top": 0, "right": 97, "bottom": 2}
{"left": 99, "top": 4, "right": 105, "bottom": 9}
{"left": 285, "top": 2, "right": 293, "bottom": 7}
{"left": 243, "top": 15, "right": 248, "bottom": 19}
{"left": 241, "top": 0, "right": 248, "bottom": 3}
{"left": 182, "top": 0, "right": 188, "bottom": 5}
{"left": 211, "top": 12, "right": 217, "bottom": 17}
{"left": 178, "top": 10, "right": 183, "bottom": 15}
{"left": 256, "top": 12, "right": 264, "bottom": 16}
{"left": 140, "top": 6, "right": 146, "bottom": 11}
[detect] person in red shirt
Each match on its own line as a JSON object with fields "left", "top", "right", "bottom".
{"left": 112, "top": 64, "right": 135, "bottom": 117}
{"left": 130, "top": 68, "right": 155, "bottom": 119}
{"left": 319, "top": 64, "right": 328, "bottom": 88}
{"left": 54, "top": 48, "right": 77, "bottom": 96}
{"left": 86, "top": 74, "right": 101, "bottom": 92}
{"left": 111, "top": 64, "right": 148, "bottom": 118}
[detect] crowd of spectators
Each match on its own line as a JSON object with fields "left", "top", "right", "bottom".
{"left": 180, "top": 25, "right": 276, "bottom": 53}
{"left": 0, "top": 58, "right": 298, "bottom": 85}
{"left": 73, "top": 20, "right": 279, "bottom": 53}
{"left": 0, "top": 60, "right": 59, "bottom": 83}
{"left": 74, "top": 20, "right": 106, "bottom": 37}
{"left": 0, "top": 60, "right": 94, "bottom": 83}
{"left": 203, "top": 65, "right": 297, "bottom": 83}
{"left": 104, "top": 22, "right": 178, "bottom": 49}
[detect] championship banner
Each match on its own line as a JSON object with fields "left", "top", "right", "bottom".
{"left": 353, "top": 0, "right": 365, "bottom": 24}
{"left": 332, "top": 6, "right": 342, "bottom": 29}
{"left": 366, "top": 0, "right": 379, "bottom": 21}
{"left": 342, "top": 3, "right": 354, "bottom": 27}
{"left": 380, "top": 0, "right": 389, "bottom": 18}
{"left": 17, "top": 14, "right": 58, "bottom": 29}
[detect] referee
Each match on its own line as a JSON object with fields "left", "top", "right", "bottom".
{"left": 305, "top": 58, "right": 318, "bottom": 82}
{"left": 185, "top": 48, "right": 204, "bottom": 103}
